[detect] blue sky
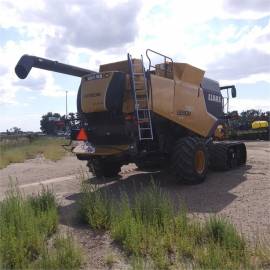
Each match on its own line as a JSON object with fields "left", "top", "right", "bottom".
{"left": 0, "top": 0, "right": 270, "bottom": 131}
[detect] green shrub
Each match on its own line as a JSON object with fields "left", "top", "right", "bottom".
{"left": 79, "top": 178, "right": 260, "bottom": 269}
{"left": 79, "top": 182, "right": 112, "bottom": 230}
{"left": 33, "top": 235, "right": 82, "bottom": 270}
{"left": 0, "top": 187, "right": 58, "bottom": 269}
{"left": 204, "top": 216, "right": 246, "bottom": 251}
{"left": 0, "top": 186, "right": 81, "bottom": 270}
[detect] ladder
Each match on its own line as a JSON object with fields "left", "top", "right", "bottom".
{"left": 128, "top": 53, "right": 153, "bottom": 140}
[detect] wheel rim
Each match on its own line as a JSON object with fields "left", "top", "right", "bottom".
{"left": 195, "top": 150, "right": 205, "bottom": 174}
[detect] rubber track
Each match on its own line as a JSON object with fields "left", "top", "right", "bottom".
{"left": 209, "top": 143, "right": 229, "bottom": 170}
{"left": 209, "top": 142, "right": 247, "bottom": 171}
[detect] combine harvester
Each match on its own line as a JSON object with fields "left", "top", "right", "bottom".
{"left": 15, "top": 49, "right": 246, "bottom": 184}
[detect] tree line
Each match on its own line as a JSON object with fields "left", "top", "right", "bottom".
{"left": 39, "top": 110, "right": 270, "bottom": 135}
{"left": 40, "top": 112, "right": 79, "bottom": 135}
{"left": 227, "top": 109, "right": 270, "bottom": 130}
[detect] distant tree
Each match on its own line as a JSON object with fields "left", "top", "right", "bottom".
{"left": 68, "top": 112, "right": 76, "bottom": 126}
{"left": 8, "top": 127, "right": 22, "bottom": 134}
{"left": 64, "top": 112, "right": 80, "bottom": 130}
{"left": 40, "top": 112, "right": 62, "bottom": 135}
{"left": 40, "top": 112, "right": 78, "bottom": 134}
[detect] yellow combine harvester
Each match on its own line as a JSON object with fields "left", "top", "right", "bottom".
{"left": 15, "top": 49, "right": 246, "bottom": 184}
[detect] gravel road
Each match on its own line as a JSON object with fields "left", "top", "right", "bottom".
{"left": 0, "top": 141, "right": 269, "bottom": 269}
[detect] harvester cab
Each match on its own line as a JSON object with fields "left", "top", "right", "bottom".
{"left": 15, "top": 50, "right": 247, "bottom": 184}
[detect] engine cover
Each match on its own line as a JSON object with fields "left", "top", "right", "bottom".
{"left": 80, "top": 71, "right": 125, "bottom": 114}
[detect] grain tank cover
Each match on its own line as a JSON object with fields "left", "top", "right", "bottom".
{"left": 155, "top": 62, "right": 205, "bottom": 87}
{"left": 173, "top": 63, "right": 205, "bottom": 86}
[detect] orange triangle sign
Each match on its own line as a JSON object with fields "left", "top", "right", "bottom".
{"left": 76, "top": 128, "right": 88, "bottom": 141}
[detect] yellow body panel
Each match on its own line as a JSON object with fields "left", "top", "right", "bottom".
{"left": 100, "top": 59, "right": 143, "bottom": 73}
{"left": 79, "top": 59, "right": 217, "bottom": 138}
{"left": 173, "top": 63, "right": 204, "bottom": 86}
{"left": 150, "top": 76, "right": 175, "bottom": 115}
{"left": 81, "top": 72, "right": 113, "bottom": 113}
{"left": 150, "top": 74, "right": 216, "bottom": 137}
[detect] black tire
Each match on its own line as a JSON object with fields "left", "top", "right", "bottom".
{"left": 87, "top": 158, "right": 121, "bottom": 178}
{"left": 171, "top": 137, "right": 209, "bottom": 184}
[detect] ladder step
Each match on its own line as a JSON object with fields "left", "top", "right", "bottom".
{"left": 139, "top": 128, "right": 152, "bottom": 130}
{"left": 135, "top": 89, "right": 147, "bottom": 93}
{"left": 138, "top": 108, "right": 149, "bottom": 111}
{"left": 137, "top": 117, "right": 149, "bottom": 121}
{"left": 138, "top": 119, "right": 150, "bottom": 122}
{"left": 135, "top": 89, "right": 146, "bottom": 92}
{"left": 133, "top": 72, "right": 144, "bottom": 75}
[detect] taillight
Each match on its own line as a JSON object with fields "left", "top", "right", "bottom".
{"left": 125, "top": 114, "right": 134, "bottom": 121}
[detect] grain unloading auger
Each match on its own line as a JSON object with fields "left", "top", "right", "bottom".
{"left": 15, "top": 50, "right": 247, "bottom": 184}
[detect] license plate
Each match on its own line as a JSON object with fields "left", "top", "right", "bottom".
{"left": 82, "top": 142, "right": 96, "bottom": 153}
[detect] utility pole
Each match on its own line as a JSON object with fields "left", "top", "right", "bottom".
{"left": 65, "top": 90, "right": 68, "bottom": 119}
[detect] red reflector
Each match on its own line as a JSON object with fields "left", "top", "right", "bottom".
{"left": 76, "top": 128, "right": 88, "bottom": 141}
{"left": 125, "top": 114, "right": 134, "bottom": 120}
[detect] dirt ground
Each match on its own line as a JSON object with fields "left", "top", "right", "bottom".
{"left": 0, "top": 141, "right": 269, "bottom": 269}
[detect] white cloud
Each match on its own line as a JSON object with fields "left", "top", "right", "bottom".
{"left": 230, "top": 98, "right": 270, "bottom": 112}
{"left": 0, "top": 0, "right": 270, "bottom": 128}
{"left": 0, "top": 39, "right": 68, "bottom": 103}
{"left": 219, "top": 73, "right": 270, "bottom": 85}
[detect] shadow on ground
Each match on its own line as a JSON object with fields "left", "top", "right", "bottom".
{"left": 59, "top": 164, "right": 251, "bottom": 227}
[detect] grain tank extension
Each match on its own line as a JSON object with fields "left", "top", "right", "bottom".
{"left": 15, "top": 50, "right": 246, "bottom": 184}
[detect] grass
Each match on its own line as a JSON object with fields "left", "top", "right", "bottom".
{"left": 105, "top": 253, "right": 118, "bottom": 268}
{"left": 79, "top": 178, "right": 270, "bottom": 269}
{"left": 32, "top": 235, "right": 82, "bottom": 270}
{"left": 0, "top": 185, "right": 82, "bottom": 269}
{"left": 0, "top": 137, "right": 67, "bottom": 169}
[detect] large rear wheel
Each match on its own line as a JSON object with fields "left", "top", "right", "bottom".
{"left": 171, "top": 137, "right": 209, "bottom": 184}
{"left": 87, "top": 158, "right": 122, "bottom": 178}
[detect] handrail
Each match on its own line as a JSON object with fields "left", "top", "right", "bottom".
{"left": 145, "top": 49, "right": 174, "bottom": 75}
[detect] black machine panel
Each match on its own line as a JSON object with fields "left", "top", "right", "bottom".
{"left": 201, "top": 77, "right": 224, "bottom": 119}
{"left": 105, "top": 72, "right": 126, "bottom": 114}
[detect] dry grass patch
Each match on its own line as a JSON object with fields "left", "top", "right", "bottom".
{"left": 0, "top": 137, "right": 67, "bottom": 169}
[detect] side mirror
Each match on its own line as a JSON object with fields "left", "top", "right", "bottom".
{"left": 231, "top": 86, "right": 236, "bottom": 98}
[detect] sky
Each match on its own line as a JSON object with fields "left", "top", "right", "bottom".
{"left": 0, "top": 0, "right": 270, "bottom": 131}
